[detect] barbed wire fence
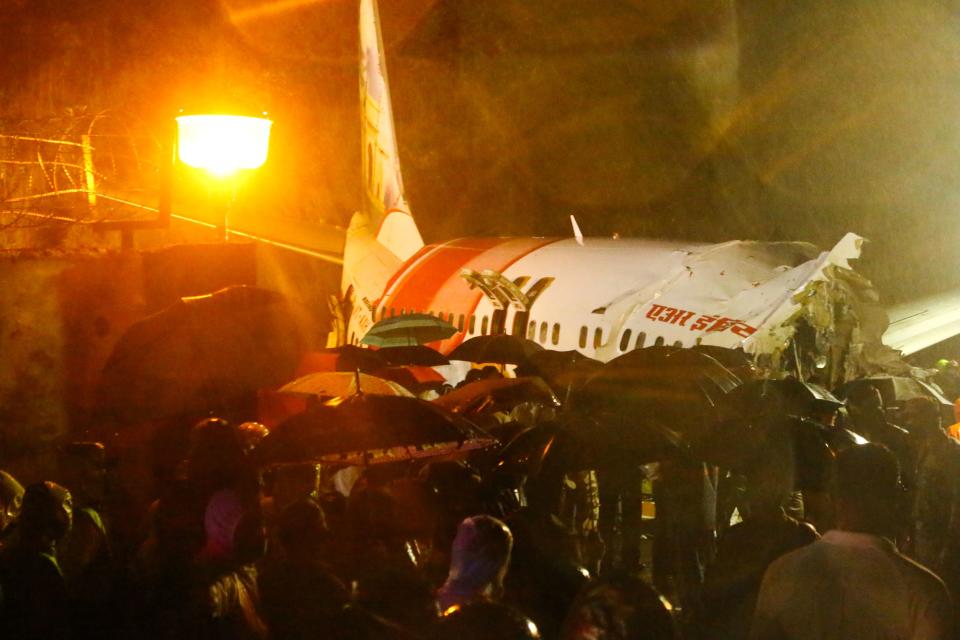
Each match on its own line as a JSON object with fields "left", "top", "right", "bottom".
{"left": 0, "top": 111, "right": 166, "bottom": 232}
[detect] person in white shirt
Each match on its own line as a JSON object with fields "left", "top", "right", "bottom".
{"left": 750, "top": 443, "right": 953, "bottom": 640}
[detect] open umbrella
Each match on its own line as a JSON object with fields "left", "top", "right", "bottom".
{"left": 722, "top": 378, "right": 844, "bottom": 422}
{"left": 377, "top": 344, "right": 450, "bottom": 367}
{"left": 447, "top": 334, "right": 544, "bottom": 366}
{"left": 296, "top": 345, "right": 386, "bottom": 375}
{"left": 373, "top": 366, "right": 447, "bottom": 392}
{"left": 571, "top": 346, "right": 742, "bottom": 459}
{"left": 435, "top": 376, "right": 560, "bottom": 416}
{"left": 98, "top": 286, "right": 303, "bottom": 422}
{"left": 254, "top": 394, "right": 496, "bottom": 466}
{"left": 361, "top": 313, "right": 457, "bottom": 348}
{"left": 515, "top": 349, "right": 602, "bottom": 404}
{"left": 278, "top": 371, "right": 414, "bottom": 398}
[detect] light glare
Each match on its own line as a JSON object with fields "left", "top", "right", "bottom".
{"left": 176, "top": 115, "right": 272, "bottom": 176}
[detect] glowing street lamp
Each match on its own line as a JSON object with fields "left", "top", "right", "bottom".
{"left": 176, "top": 114, "right": 272, "bottom": 177}
{"left": 175, "top": 113, "right": 272, "bottom": 238}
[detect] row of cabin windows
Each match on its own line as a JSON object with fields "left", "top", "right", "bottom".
{"left": 526, "top": 321, "right": 561, "bottom": 346}
{"left": 575, "top": 325, "right": 685, "bottom": 351}
{"left": 366, "top": 306, "right": 687, "bottom": 352}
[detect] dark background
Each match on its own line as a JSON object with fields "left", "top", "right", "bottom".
{"left": 2, "top": 0, "right": 959, "bottom": 304}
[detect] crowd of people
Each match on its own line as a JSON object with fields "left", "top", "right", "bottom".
{"left": 1, "top": 369, "right": 960, "bottom": 639}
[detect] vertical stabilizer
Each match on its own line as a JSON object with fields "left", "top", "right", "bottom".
{"left": 359, "top": 0, "right": 424, "bottom": 262}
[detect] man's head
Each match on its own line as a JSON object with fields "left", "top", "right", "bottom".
{"left": 845, "top": 385, "right": 885, "bottom": 425}
{"left": 19, "top": 481, "right": 73, "bottom": 546}
{"left": 835, "top": 444, "right": 899, "bottom": 537}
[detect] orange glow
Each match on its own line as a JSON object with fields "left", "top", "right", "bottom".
{"left": 176, "top": 114, "right": 272, "bottom": 177}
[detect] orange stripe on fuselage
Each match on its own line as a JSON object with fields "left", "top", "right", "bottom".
{"left": 378, "top": 236, "right": 561, "bottom": 352}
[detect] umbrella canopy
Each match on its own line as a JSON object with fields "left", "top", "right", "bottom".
{"left": 278, "top": 371, "right": 414, "bottom": 398}
{"left": 297, "top": 345, "right": 386, "bottom": 375}
{"left": 377, "top": 344, "right": 450, "bottom": 367}
{"left": 255, "top": 394, "right": 496, "bottom": 466}
{"left": 98, "top": 286, "right": 303, "bottom": 422}
{"left": 722, "top": 378, "right": 844, "bottom": 422}
{"left": 837, "top": 376, "right": 952, "bottom": 411}
{"left": 435, "top": 376, "right": 560, "bottom": 416}
{"left": 361, "top": 313, "right": 457, "bottom": 348}
{"left": 571, "top": 346, "right": 742, "bottom": 459}
{"left": 373, "top": 366, "right": 446, "bottom": 392}
{"left": 515, "top": 349, "right": 602, "bottom": 403}
{"left": 447, "top": 334, "right": 544, "bottom": 366}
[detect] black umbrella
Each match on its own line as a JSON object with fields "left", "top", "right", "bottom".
{"left": 571, "top": 346, "right": 742, "bottom": 459}
{"left": 377, "top": 344, "right": 450, "bottom": 367}
{"left": 311, "top": 345, "right": 387, "bottom": 373}
{"left": 448, "top": 334, "right": 544, "bottom": 366}
{"left": 254, "top": 394, "right": 496, "bottom": 466}
{"left": 434, "top": 376, "right": 560, "bottom": 416}
{"left": 515, "top": 349, "right": 602, "bottom": 404}
{"left": 723, "top": 378, "right": 844, "bottom": 422}
{"left": 98, "top": 286, "right": 303, "bottom": 422}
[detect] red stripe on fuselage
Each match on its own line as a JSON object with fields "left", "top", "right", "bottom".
{"left": 377, "top": 237, "right": 561, "bottom": 352}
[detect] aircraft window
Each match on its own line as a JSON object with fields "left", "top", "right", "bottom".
{"left": 481, "top": 316, "right": 489, "bottom": 335}
{"left": 620, "top": 329, "right": 632, "bottom": 352}
{"left": 579, "top": 326, "right": 587, "bottom": 349}
{"left": 654, "top": 336, "right": 665, "bottom": 347}
{"left": 381, "top": 307, "right": 388, "bottom": 320}
{"left": 527, "top": 321, "right": 536, "bottom": 340}
{"left": 390, "top": 308, "right": 396, "bottom": 317}
{"left": 540, "top": 322, "right": 548, "bottom": 344}
{"left": 635, "top": 332, "right": 646, "bottom": 349}
{"left": 458, "top": 314, "right": 465, "bottom": 331}
{"left": 593, "top": 327, "right": 603, "bottom": 349}
{"left": 673, "top": 340, "right": 683, "bottom": 348}
{"left": 469, "top": 315, "right": 476, "bottom": 334}
{"left": 551, "top": 323, "right": 560, "bottom": 345}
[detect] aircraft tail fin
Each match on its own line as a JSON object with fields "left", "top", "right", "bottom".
{"left": 357, "top": 0, "right": 424, "bottom": 264}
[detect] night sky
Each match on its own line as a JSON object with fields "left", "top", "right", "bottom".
{"left": 2, "top": 0, "right": 960, "bottom": 304}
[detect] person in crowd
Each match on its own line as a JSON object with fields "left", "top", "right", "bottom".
{"left": 355, "top": 562, "right": 440, "bottom": 635}
{"left": 57, "top": 442, "right": 118, "bottom": 639}
{"left": 652, "top": 455, "right": 718, "bottom": 625}
{"left": 58, "top": 442, "right": 110, "bottom": 578}
{"left": 506, "top": 471, "right": 590, "bottom": 640}
{"left": 431, "top": 601, "right": 541, "bottom": 640}
{"left": 906, "top": 397, "right": 960, "bottom": 596}
{"left": 845, "top": 385, "right": 913, "bottom": 486}
{"left": 437, "top": 515, "right": 514, "bottom": 612}
{"left": 701, "top": 427, "right": 818, "bottom": 639}
{"left": 560, "top": 572, "right": 680, "bottom": 640}
{"left": 186, "top": 417, "right": 259, "bottom": 503}
{"left": 750, "top": 443, "right": 953, "bottom": 640}
{"left": 193, "top": 488, "right": 269, "bottom": 640}
{"left": 258, "top": 497, "right": 348, "bottom": 640}
{"left": 133, "top": 479, "right": 208, "bottom": 640}
{"left": 0, "top": 470, "right": 24, "bottom": 543}
{"left": 0, "top": 481, "right": 74, "bottom": 639}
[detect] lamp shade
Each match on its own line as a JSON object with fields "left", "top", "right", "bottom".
{"left": 176, "top": 114, "right": 272, "bottom": 176}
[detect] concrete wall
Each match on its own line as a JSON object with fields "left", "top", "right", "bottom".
{"left": 0, "top": 242, "right": 338, "bottom": 484}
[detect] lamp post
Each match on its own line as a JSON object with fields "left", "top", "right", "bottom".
{"left": 175, "top": 113, "right": 272, "bottom": 239}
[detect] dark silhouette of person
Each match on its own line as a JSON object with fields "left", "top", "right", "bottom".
{"left": 751, "top": 444, "right": 953, "bottom": 639}
{"left": 258, "top": 498, "right": 349, "bottom": 640}
{"left": 701, "top": 430, "right": 818, "bottom": 639}
{"left": 0, "top": 481, "right": 74, "bottom": 639}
